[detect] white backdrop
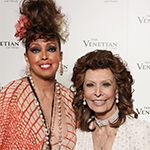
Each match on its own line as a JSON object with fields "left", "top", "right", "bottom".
{"left": 0, "top": 0, "right": 150, "bottom": 121}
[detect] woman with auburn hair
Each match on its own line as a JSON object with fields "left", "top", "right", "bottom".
{"left": 0, "top": 0, "right": 76, "bottom": 149}
{"left": 71, "top": 49, "right": 150, "bottom": 150}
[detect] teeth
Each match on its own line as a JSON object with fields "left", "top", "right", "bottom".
{"left": 93, "top": 100, "right": 105, "bottom": 106}
{"left": 40, "top": 64, "right": 50, "bottom": 68}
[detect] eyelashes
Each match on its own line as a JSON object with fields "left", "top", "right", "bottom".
{"left": 85, "top": 82, "right": 112, "bottom": 88}
{"left": 29, "top": 46, "right": 57, "bottom": 53}
{"left": 47, "top": 46, "right": 57, "bottom": 52}
{"left": 102, "top": 82, "right": 111, "bottom": 87}
{"left": 30, "top": 47, "right": 40, "bottom": 53}
{"left": 86, "top": 83, "right": 94, "bottom": 87}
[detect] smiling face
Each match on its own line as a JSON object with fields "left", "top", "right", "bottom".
{"left": 25, "top": 38, "right": 61, "bottom": 80}
{"left": 83, "top": 68, "right": 118, "bottom": 119}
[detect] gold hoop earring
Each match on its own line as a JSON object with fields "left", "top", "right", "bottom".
{"left": 60, "top": 61, "right": 63, "bottom": 76}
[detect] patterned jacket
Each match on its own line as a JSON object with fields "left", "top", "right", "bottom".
{"left": 0, "top": 79, "right": 76, "bottom": 150}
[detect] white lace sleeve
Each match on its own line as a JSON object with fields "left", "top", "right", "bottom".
{"left": 75, "top": 128, "right": 93, "bottom": 150}
{"left": 112, "top": 117, "right": 150, "bottom": 150}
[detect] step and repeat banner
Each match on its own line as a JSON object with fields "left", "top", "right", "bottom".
{"left": 0, "top": 0, "right": 150, "bottom": 121}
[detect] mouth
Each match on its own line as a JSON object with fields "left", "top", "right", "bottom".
{"left": 91, "top": 99, "right": 107, "bottom": 106}
{"left": 39, "top": 64, "right": 51, "bottom": 69}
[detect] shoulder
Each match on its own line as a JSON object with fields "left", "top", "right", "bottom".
{"left": 57, "top": 82, "right": 74, "bottom": 101}
{"left": 76, "top": 128, "right": 91, "bottom": 137}
{"left": 0, "top": 78, "right": 29, "bottom": 104}
{"left": 75, "top": 128, "right": 93, "bottom": 149}
{"left": 113, "top": 117, "right": 150, "bottom": 149}
{"left": 76, "top": 128, "right": 86, "bottom": 140}
{"left": 57, "top": 82, "right": 75, "bottom": 116}
{"left": 121, "top": 116, "right": 150, "bottom": 137}
{"left": 0, "top": 78, "right": 28, "bottom": 93}
{"left": 125, "top": 116, "right": 150, "bottom": 128}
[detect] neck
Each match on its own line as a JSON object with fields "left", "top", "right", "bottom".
{"left": 95, "top": 107, "right": 119, "bottom": 127}
{"left": 30, "top": 73, "right": 55, "bottom": 91}
{"left": 28, "top": 74, "right": 56, "bottom": 101}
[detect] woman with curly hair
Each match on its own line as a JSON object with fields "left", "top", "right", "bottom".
{"left": 0, "top": 0, "right": 76, "bottom": 149}
{"left": 71, "top": 49, "right": 150, "bottom": 150}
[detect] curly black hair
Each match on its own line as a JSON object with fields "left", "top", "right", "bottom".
{"left": 17, "top": 0, "right": 69, "bottom": 51}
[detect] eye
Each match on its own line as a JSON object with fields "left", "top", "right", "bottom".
{"left": 30, "top": 47, "right": 40, "bottom": 53}
{"left": 85, "top": 83, "right": 94, "bottom": 87}
{"left": 47, "top": 46, "right": 57, "bottom": 52}
{"left": 102, "top": 82, "right": 111, "bottom": 87}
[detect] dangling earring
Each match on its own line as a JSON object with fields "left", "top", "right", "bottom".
{"left": 59, "top": 61, "right": 63, "bottom": 76}
{"left": 116, "top": 93, "right": 119, "bottom": 103}
{"left": 83, "top": 98, "right": 87, "bottom": 105}
{"left": 25, "top": 62, "right": 30, "bottom": 76}
{"left": 24, "top": 54, "right": 30, "bottom": 76}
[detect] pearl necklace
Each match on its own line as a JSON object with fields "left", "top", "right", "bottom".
{"left": 27, "top": 75, "right": 63, "bottom": 150}
{"left": 55, "top": 81, "right": 63, "bottom": 150}
{"left": 95, "top": 107, "right": 119, "bottom": 127}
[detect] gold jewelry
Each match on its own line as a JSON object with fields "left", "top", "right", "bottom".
{"left": 25, "top": 62, "right": 30, "bottom": 76}
{"left": 60, "top": 61, "right": 63, "bottom": 76}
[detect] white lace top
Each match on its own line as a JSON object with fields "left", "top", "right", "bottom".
{"left": 75, "top": 117, "right": 150, "bottom": 150}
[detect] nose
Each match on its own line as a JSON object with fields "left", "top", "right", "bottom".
{"left": 94, "top": 87, "right": 102, "bottom": 97}
{"left": 95, "top": 93, "right": 101, "bottom": 97}
{"left": 41, "top": 50, "right": 48, "bottom": 60}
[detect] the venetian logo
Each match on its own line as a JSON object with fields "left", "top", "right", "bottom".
{"left": 136, "top": 106, "right": 150, "bottom": 115}
{"left": 136, "top": 62, "right": 150, "bottom": 70}
{"left": 137, "top": 15, "right": 150, "bottom": 24}
{"left": 0, "top": 41, "right": 19, "bottom": 49}
{"left": 83, "top": 38, "right": 118, "bottom": 49}
{"left": 4, "top": 0, "right": 18, "bottom": 2}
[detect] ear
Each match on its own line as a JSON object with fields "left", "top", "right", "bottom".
{"left": 115, "top": 88, "right": 118, "bottom": 95}
{"left": 60, "top": 51, "right": 63, "bottom": 61}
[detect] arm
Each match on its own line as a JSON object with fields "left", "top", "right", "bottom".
{"left": 0, "top": 89, "right": 10, "bottom": 148}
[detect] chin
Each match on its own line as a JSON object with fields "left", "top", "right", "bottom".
{"left": 95, "top": 109, "right": 108, "bottom": 115}
{"left": 39, "top": 73, "right": 55, "bottom": 80}
{"left": 45, "top": 75, "right": 55, "bottom": 80}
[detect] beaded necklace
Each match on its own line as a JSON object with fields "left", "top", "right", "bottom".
{"left": 95, "top": 107, "right": 119, "bottom": 127}
{"left": 55, "top": 83, "right": 63, "bottom": 149}
{"left": 27, "top": 75, "right": 63, "bottom": 150}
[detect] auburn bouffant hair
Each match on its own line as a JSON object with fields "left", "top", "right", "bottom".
{"left": 15, "top": 0, "right": 68, "bottom": 51}
{"left": 71, "top": 49, "right": 138, "bottom": 131}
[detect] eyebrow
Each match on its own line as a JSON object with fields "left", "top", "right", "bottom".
{"left": 85, "top": 78, "right": 114, "bottom": 83}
